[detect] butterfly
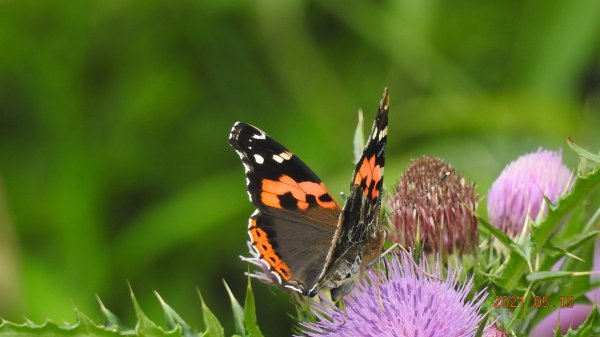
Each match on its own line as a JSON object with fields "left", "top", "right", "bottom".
{"left": 228, "top": 89, "right": 389, "bottom": 300}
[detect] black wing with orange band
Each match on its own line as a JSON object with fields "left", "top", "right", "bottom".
{"left": 333, "top": 89, "right": 388, "bottom": 259}
{"left": 229, "top": 122, "right": 341, "bottom": 295}
{"left": 352, "top": 89, "right": 388, "bottom": 204}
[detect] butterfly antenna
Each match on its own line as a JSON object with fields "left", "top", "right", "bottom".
{"left": 415, "top": 171, "right": 451, "bottom": 200}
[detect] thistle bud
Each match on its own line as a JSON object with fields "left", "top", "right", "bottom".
{"left": 389, "top": 156, "right": 478, "bottom": 254}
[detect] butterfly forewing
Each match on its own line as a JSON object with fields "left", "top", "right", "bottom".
{"left": 229, "top": 122, "right": 341, "bottom": 294}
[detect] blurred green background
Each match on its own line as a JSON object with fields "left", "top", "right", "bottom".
{"left": 0, "top": 0, "right": 599, "bottom": 335}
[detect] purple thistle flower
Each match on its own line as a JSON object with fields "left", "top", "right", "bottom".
{"left": 298, "top": 251, "right": 487, "bottom": 337}
{"left": 487, "top": 148, "right": 572, "bottom": 236}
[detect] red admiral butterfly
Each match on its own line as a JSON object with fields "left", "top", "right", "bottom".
{"left": 229, "top": 89, "right": 388, "bottom": 300}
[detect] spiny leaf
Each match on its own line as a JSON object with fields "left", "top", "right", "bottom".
{"left": 129, "top": 286, "right": 165, "bottom": 336}
{"left": 0, "top": 319, "right": 122, "bottom": 337}
{"left": 567, "top": 137, "right": 600, "bottom": 175}
{"left": 96, "top": 295, "right": 123, "bottom": 331}
{"left": 155, "top": 292, "right": 193, "bottom": 337}
{"left": 75, "top": 309, "right": 99, "bottom": 331}
{"left": 243, "top": 278, "right": 264, "bottom": 337}
{"left": 0, "top": 290, "right": 203, "bottom": 337}
{"left": 541, "top": 230, "right": 599, "bottom": 270}
{"left": 223, "top": 280, "right": 245, "bottom": 336}
{"left": 530, "top": 266, "right": 600, "bottom": 326}
{"left": 476, "top": 214, "right": 515, "bottom": 249}
{"left": 198, "top": 290, "right": 224, "bottom": 337}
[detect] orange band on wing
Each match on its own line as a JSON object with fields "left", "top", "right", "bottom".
{"left": 260, "top": 175, "right": 337, "bottom": 210}
{"left": 354, "top": 155, "right": 382, "bottom": 199}
{"left": 249, "top": 220, "right": 292, "bottom": 281}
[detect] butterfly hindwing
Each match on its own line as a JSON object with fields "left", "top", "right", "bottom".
{"left": 229, "top": 122, "right": 341, "bottom": 294}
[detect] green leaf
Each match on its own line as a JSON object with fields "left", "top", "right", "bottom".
{"left": 0, "top": 319, "right": 121, "bottom": 337}
{"left": 0, "top": 287, "right": 235, "bottom": 337}
{"left": 477, "top": 214, "right": 515, "bottom": 249}
{"left": 130, "top": 287, "right": 165, "bottom": 336}
{"left": 155, "top": 292, "right": 193, "bottom": 337}
{"left": 526, "top": 271, "right": 574, "bottom": 283}
{"left": 529, "top": 254, "right": 600, "bottom": 329}
{"left": 198, "top": 290, "right": 225, "bottom": 337}
{"left": 505, "top": 283, "right": 532, "bottom": 331}
{"left": 96, "top": 296, "right": 124, "bottom": 331}
{"left": 540, "top": 230, "right": 599, "bottom": 271}
{"left": 243, "top": 278, "right": 264, "bottom": 337}
{"left": 515, "top": 230, "right": 534, "bottom": 271}
{"left": 353, "top": 109, "right": 365, "bottom": 163}
{"left": 224, "top": 280, "right": 245, "bottom": 337}
{"left": 533, "top": 166, "right": 600, "bottom": 247}
{"left": 567, "top": 137, "right": 600, "bottom": 175}
{"left": 0, "top": 294, "right": 183, "bottom": 337}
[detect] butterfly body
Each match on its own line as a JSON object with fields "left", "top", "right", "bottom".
{"left": 229, "top": 89, "right": 389, "bottom": 300}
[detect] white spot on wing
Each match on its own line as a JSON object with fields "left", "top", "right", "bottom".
{"left": 284, "top": 284, "right": 303, "bottom": 294}
{"left": 378, "top": 126, "right": 387, "bottom": 141}
{"left": 229, "top": 122, "right": 240, "bottom": 141}
{"left": 270, "top": 270, "right": 283, "bottom": 283}
{"left": 272, "top": 154, "right": 284, "bottom": 163}
{"left": 280, "top": 151, "right": 292, "bottom": 160}
{"left": 372, "top": 126, "right": 378, "bottom": 140}
{"left": 252, "top": 132, "right": 266, "bottom": 140}
{"left": 254, "top": 154, "right": 264, "bottom": 164}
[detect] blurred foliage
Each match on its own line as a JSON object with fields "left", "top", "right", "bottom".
{"left": 0, "top": 0, "right": 599, "bottom": 336}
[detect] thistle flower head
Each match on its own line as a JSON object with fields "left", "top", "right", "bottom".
{"left": 298, "top": 251, "right": 487, "bottom": 337}
{"left": 389, "top": 156, "right": 479, "bottom": 254}
{"left": 487, "top": 148, "right": 572, "bottom": 236}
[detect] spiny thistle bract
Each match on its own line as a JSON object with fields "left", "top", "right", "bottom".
{"left": 389, "top": 156, "right": 478, "bottom": 255}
